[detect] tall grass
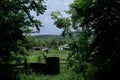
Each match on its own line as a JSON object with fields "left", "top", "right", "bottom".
{"left": 27, "top": 50, "right": 70, "bottom": 62}
{"left": 17, "top": 70, "right": 75, "bottom": 80}
{"left": 17, "top": 50, "right": 75, "bottom": 80}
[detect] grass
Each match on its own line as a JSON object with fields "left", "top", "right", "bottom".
{"left": 27, "top": 50, "right": 70, "bottom": 63}
{"left": 26, "top": 49, "right": 70, "bottom": 71}
{"left": 18, "top": 70, "right": 73, "bottom": 80}
{"left": 18, "top": 50, "right": 72, "bottom": 80}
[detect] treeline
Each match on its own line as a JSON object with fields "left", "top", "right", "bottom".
{"left": 24, "top": 35, "right": 71, "bottom": 50}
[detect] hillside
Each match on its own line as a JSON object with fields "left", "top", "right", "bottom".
{"left": 33, "top": 35, "right": 71, "bottom": 42}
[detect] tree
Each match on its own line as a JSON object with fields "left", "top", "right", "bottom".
{"left": 52, "top": 0, "right": 120, "bottom": 80}
{"left": 51, "top": 5, "right": 94, "bottom": 80}
{"left": 0, "top": 0, "right": 46, "bottom": 79}
{"left": 69, "top": 0, "right": 120, "bottom": 79}
{"left": 51, "top": 11, "right": 72, "bottom": 37}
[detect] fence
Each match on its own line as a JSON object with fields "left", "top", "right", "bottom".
{"left": 25, "top": 57, "right": 60, "bottom": 74}
{"left": 0, "top": 57, "right": 68, "bottom": 75}
{"left": 60, "top": 58, "right": 68, "bottom": 72}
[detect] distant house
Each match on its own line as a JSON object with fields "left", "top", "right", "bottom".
{"left": 42, "top": 47, "right": 50, "bottom": 54}
{"left": 58, "top": 44, "right": 69, "bottom": 51}
{"left": 32, "top": 46, "right": 41, "bottom": 50}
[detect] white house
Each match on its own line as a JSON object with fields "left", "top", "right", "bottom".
{"left": 58, "top": 44, "right": 69, "bottom": 51}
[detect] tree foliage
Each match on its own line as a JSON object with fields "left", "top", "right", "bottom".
{"left": 69, "top": 0, "right": 120, "bottom": 80}
{"left": 0, "top": 0, "right": 46, "bottom": 54}
{"left": 51, "top": 0, "right": 120, "bottom": 80}
{"left": 51, "top": 4, "right": 94, "bottom": 80}
{"left": 0, "top": 0, "right": 46, "bottom": 79}
{"left": 51, "top": 11, "right": 72, "bottom": 37}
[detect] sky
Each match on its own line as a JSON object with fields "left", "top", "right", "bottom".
{"left": 31, "top": 0, "right": 73, "bottom": 35}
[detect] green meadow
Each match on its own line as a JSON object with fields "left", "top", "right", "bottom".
{"left": 27, "top": 50, "right": 69, "bottom": 62}
{"left": 18, "top": 50, "right": 73, "bottom": 80}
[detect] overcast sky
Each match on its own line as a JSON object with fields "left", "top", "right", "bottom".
{"left": 31, "top": 0, "right": 73, "bottom": 35}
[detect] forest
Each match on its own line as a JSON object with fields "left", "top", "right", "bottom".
{"left": 0, "top": 0, "right": 120, "bottom": 80}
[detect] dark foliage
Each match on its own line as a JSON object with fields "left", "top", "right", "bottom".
{"left": 70, "top": 0, "right": 120, "bottom": 79}
{"left": 0, "top": 0, "right": 46, "bottom": 79}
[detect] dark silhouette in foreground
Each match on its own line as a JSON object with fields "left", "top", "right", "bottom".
{"left": 25, "top": 57, "right": 60, "bottom": 75}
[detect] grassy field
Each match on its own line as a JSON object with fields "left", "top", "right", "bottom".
{"left": 27, "top": 50, "right": 69, "bottom": 63}
{"left": 18, "top": 69, "right": 74, "bottom": 80}
{"left": 18, "top": 50, "right": 72, "bottom": 80}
